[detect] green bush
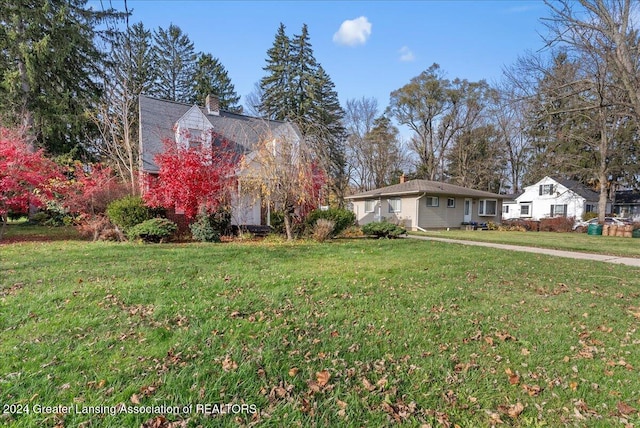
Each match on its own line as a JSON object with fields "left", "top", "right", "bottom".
{"left": 127, "top": 218, "right": 177, "bottom": 243}
{"left": 189, "top": 209, "right": 231, "bottom": 243}
{"left": 269, "top": 211, "right": 285, "bottom": 235}
{"left": 106, "top": 196, "right": 156, "bottom": 231}
{"left": 582, "top": 211, "right": 598, "bottom": 221}
{"left": 361, "top": 221, "right": 407, "bottom": 239}
{"left": 305, "top": 208, "right": 356, "bottom": 237}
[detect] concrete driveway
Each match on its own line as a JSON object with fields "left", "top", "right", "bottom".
{"left": 407, "top": 235, "right": 640, "bottom": 267}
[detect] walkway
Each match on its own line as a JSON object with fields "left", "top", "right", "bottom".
{"left": 407, "top": 235, "right": 640, "bottom": 267}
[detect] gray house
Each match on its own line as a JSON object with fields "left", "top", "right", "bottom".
{"left": 138, "top": 94, "right": 300, "bottom": 227}
{"left": 346, "top": 179, "right": 505, "bottom": 230}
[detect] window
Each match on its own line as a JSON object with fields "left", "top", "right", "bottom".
{"left": 539, "top": 184, "right": 555, "bottom": 195}
{"left": 550, "top": 204, "right": 567, "bottom": 217}
{"left": 478, "top": 199, "right": 497, "bottom": 216}
{"left": 502, "top": 205, "right": 509, "bottom": 214}
{"left": 447, "top": 198, "right": 455, "bottom": 208}
{"left": 426, "top": 196, "right": 439, "bottom": 207}
{"left": 520, "top": 202, "right": 532, "bottom": 217}
{"left": 388, "top": 198, "right": 401, "bottom": 213}
{"left": 585, "top": 204, "right": 597, "bottom": 213}
{"left": 364, "top": 200, "right": 376, "bottom": 213}
{"left": 188, "top": 128, "right": 203, "bottom": 150}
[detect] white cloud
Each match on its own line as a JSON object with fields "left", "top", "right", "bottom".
{"left": 399, "top": 46, "right": 415, "bottom": 62}
{"left": 333, "top": 16, "right": 372, "bottom": 46}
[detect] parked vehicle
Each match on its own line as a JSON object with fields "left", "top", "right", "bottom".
{"left": 573, "top": 217, "right": 629, "bottom": 232}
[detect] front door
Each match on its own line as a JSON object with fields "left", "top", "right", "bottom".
{"left": 464, "top": 198, "right": 472, "bottom": 223}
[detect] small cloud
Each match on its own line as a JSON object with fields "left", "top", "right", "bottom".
{"left": 399, "top": 46, "right": 415, "bottom": 62}
{"left": 333, "top": 16, "right": 372, "bottom": 46}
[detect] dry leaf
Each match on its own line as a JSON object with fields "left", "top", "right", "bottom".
{"left": 288, "top": 367, "right": 299, "bottom": 377}
{"left": 522, "top": 384, "right": 542, "bottom": 397}
{"left": 316, "top": 370, "right": 330, "bottom": 387}
{"left": 222, "top": 355, "right": 238, "bottom": 372}
{"left": 131, "top": 393, "right": 141, "bottom": 404}
{"left": 505, "top": 368, "right": 520, "bottom": 385}
{"left": 362, "top": 377, "right": 375, "bottom": 391}
{"left": 570, "top": 381, "right": 578, "bottom": 391}
{"left": 617, "top": 401, "right": 637, "bottom": 415}
{"left": 498, "top": 402, "right": 524, "bottom": 419}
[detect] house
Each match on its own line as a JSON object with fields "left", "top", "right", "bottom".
{"left": 501, "top": 192, "right": 523, "bottom": 220}
{"left": 345, "top": 179, "right": 505, "bottom": 230}
{"left": 138, "top": 94, "right": 300, "bottom": 227}
{"left": 507, "top": 176, "right": 606, "bottom": 220}
{"left": 613, "top": 190, "right": 640, "bottom": 221}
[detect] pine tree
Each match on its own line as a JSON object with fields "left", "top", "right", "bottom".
{"left": 289, "top": 24, "right": 318, "bottom": 125}
{"left": 259, "top": 23, "right": 292, "bottom": 120}
{"left": 308, "top": 65, "right": 348, "bottom": 204}
{"left": 0, "top": 0, "right": 125, "bottom": 154}
{"left": 192, "top": 53, "right": 242, "bottom": 112}
{"left": 151, "top": 24, "right": 197, "bottom": 103}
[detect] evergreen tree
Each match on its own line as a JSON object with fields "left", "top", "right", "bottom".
{"left": 191, "top": 53, "right": 242, "bottom": 112}
{"left": 307, "top": 65, "right": 348, "bottom": 204}
{"left": 289, "top": 24, "right": 318, "bottom": 125}
{"left": 259, "top": 23, "right": 347, "bottom": 204}
{"left": 363, "top": 116, "right": 405, "bottom": 189}
{"left": 151, "top": 24, "right": 197, "bottom": 103}
{"left": 259, "top": 23, "right": 291, "bottom": 120}
{"left": 0, "top": 0, "right": 125, "bottom": 154}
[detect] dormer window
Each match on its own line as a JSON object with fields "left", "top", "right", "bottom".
{"left": 188, "top": 128, "right": 203, "bottom": 150}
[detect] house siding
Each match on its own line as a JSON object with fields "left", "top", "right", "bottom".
{"left": 515, "top": 177, "right": 591, "bottom": 220}
{"left": 352, "top": 195, "right": 502, "bottom": 230}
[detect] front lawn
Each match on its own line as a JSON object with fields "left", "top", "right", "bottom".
{"left": 412, "top": 229, "right": 640, "bottom": 258}
{"left": 1, "top": 236, "right": 639, "bottom": 426}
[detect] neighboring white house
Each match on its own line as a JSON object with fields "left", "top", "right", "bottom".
{"left": 503, "top": 176, "right": 606, "bottom": 221}
{"left": 346, "top": 179, "right": 505, "bottom": 230}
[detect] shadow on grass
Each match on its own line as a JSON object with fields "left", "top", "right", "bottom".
{"left": 0, "top": 223, "right": 84, "bottom": 244}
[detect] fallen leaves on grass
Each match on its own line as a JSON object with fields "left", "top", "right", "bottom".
{"left": 497, "top": 402, "right": 524, "bottom": 419}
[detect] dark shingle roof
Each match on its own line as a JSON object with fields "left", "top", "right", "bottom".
{"left": 139, "top": 95, "right": 296, "bottom": 173}
{"left": 345, "top": 180, "right": 505, "bottom": 199}
{"left": 554, "top": 178, "right": 600, "bottom": 201}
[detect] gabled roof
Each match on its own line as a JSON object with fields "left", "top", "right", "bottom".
{"left": 345, "top": 180, "right": 505, "bottom": 200}
{"left": 553, "top": 177, "right": 600, "bottom": 201}
{"left": 614, "top": 190, "right": 640, "bottom": 204}
{"left": 139, "top": 95, "right": 297, "bottom": 173}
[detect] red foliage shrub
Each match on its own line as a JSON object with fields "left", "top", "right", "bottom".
{"left": 62, "top": 163, "right": 130, "bottom": 217}
{"left": 144, "top": 139, "right": 237, "bottom": 220}
{"left": 539, "top": 216, "right": 575, "bottom": 232}
{"left": 0, "top": 128, "right": 62, "bottom": 236}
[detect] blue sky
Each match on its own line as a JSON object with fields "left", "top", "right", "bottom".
{"left": 105, "top": 1, "right": 550, "bottom": 114}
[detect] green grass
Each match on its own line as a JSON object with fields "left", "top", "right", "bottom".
{"left": 412, "top": 229, "right": 640, "bottom": 258}
{"left": 1, "top": 231, "right": 640, "bottom": 426}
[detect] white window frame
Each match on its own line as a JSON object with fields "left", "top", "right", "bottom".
{"left": 447, "top": 198, "right": 455, "bottom": 208}
{"left": 550, "top": 204, "right": 567, "bottom": 217}
{"left": 520, "top": 202, "right": 532, "bottom": 218}
{"left": 364, "top": 200, "right": 376, "bottom": 213}
{"left": 426, "top": 196, "right": 439, "bottom": 207}
{"left": 539, "top": 184, "right": 555, "bottom": 195}
{"left": 388, "top": 198, "right": 402, "bottom": 213}
{"left": 478, "top": 199, "right": 497, "bottom": 216}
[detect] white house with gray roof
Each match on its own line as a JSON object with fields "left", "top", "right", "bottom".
{"left": 138, "top": 94, "right": 300, "bottom": 227}
{"left": 346, "top": 179, "right": 506, "bottom": 230}
{"left": 503, "top": 176, "right": 608, "bottom": 221}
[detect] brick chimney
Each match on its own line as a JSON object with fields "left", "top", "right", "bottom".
{"left": 205, "top": 94, "right": 220, "bottom": 116}
{"left": 400, "top": 173, "right": 406, "bottom": 184}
